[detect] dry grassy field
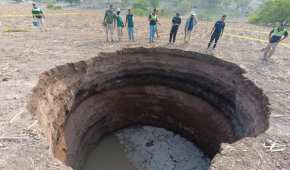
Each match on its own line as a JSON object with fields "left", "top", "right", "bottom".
{"left": 0, "top": 3, "right": 290, "bottom": 170}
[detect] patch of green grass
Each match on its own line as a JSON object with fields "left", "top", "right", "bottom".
{"left": 47, "top": 4, "right": 63, "bottom": 10}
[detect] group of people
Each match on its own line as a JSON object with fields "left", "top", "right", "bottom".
{"left": 168, "top": 11, "right": 226, "bottom": 50}
{"left": 169, "top": 11, "right": 199, "bottom": 44}
{"left": 31, "top": 3, "right": 288, "bottom": 60}
{"left": 103, "top": 5, "right": 135, "bottom": 42}
{"left": 103, "top": 4, "right": 288, "bottom": 60}
{"left": 103, "top": 5, "right": 228, "bottom": 50}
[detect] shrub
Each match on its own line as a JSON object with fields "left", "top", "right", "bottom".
{"left": 47, "top": 4, "right": 62, "bottom": 10}
{"left": 131, "top": 8, "right": 148, "bottom": 16}
{"left": 132, "top": 0, "right": 149, "bottom": 11}
{"left": 249, "top": 0, "right": 290, "bottom": 24}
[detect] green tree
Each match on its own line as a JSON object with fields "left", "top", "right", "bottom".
{"left": 121, "top": 0, "right": 130, "bottom": 8}
{"left": 148, "top": 0, "right": 160, "bottom": 8}
{"left": 133, "top": 0, "right": 149, "bottom": 10}
{"left": 249, "top": 0, "right": 290, "bottom": 24}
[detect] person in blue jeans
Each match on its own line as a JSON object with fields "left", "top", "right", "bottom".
{"left": 125, "top": 9, "right": 135, "bottom": 41}
{"left": 148, "top": 9, "right": 159, "bottom": 43}
{"left": 208, "top": 15, "right": 226, "bottom": 49}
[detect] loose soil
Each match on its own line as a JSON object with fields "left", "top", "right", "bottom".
{"left": 0, "top": 4, "right": 290, "bottom": 170}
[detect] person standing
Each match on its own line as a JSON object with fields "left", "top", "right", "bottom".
{"left": 32, "top": 3, "right": 46, "bottom": 31}
{"left": 103, "top": 4, "right": 116, "bottom": 42}
{"left": 148, "top": 9, "right": 159, "bottom": 43}
{"left": 125, "top": 9, "right": 135, "bottom": 41}
{"left": 261, "top": 21, "right": 288, "bottom": 60}
{"left": 155, "top": 9, "right": 160, "bottom": 40}
{"left": 169, "top": 13, "right": 181, "bottom": 44}
{"left": 208, "top": 15, "right": 226, "bottom": 49}
{"left": 184, "top": 11, "right": 198, "bottom": 43}
{"left": 116, "top": 8, "right": 124, "bottom": 42}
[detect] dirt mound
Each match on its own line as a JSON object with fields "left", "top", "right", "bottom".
{"left": 28, "top": 47, "right": 271, "bottom": 170}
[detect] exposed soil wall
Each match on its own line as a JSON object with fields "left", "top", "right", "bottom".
{"left": 27, "top": 47, "right": 270, "bottom": 169}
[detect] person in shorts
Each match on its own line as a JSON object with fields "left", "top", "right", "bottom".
{"left": 184, "top": 11, "right": 198, "bottom": 43}
{"left": 32, "top": 3, "right": 46, "bottom": 31}
{"left": 261, "top": 21, "right": 288, "bottom": 60}
{"left": 103, "top": 4, "right": 116, "bottom": 42}
{"left": 116, "top": 8, "right": 124, "bottom": 41}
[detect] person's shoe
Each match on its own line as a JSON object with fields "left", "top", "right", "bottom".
{"left": 207, "top": 43, "right": 211, "bottom": 49}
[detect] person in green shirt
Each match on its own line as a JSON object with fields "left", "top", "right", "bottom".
{"left": 32, "top": 3, "right": 46, "bottom": 31}
{"left": 116, "top": 8, "right": 124, "bottom": 42}
{"left": 261, "top": 21, "right": 288, "bottom": 60}
{"left": 103, "top": 4, "right": 116, "bottom": 42}
{"left": 125, "top": 9, "right": 135, "bottom": 41}
{"left": 148, "top": 9, "right": 159, "bottom": 43}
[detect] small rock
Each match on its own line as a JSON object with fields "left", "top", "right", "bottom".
{"left": 264, "top": 138, "right": 274, "bottom": 146}
{"left": 2, "top": 77, "right": 8, "bottom": 81}
{"left": 145, "top": 140, "right": 154, "bottom": 147}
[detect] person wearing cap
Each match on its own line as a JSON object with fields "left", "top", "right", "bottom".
{"left": 169, "top": 13, "right": 181, "bottom": 44}
{"left": 261, "top": 21, "right": 288, "bottom": 60}
{"left": 148, "top": 8, "right": 159, "bottom": 43}
{"left": 103, "top": 4, "right": 117, "bottom": 42}
{"left": 116, "top": 8, "right": 124, "bottom": 42}
{"left": 208, "top": 15, "right": 226, "bottom": 49}
{"left": 125, "top": 9, "right": 135, "bottom": 41}
{"left": 32, "top": 3, "right": 46, "bottom": 31}
{"left": 184, "top": 11, "right": 198, "bottom": 43}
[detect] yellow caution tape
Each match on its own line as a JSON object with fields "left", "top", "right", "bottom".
{"left": 225, "top": 33, "right": 290, "bottom": 48}
{"left": 226, "top": 28, "right": 269, "bottom": 34}
{"left": 0, "top": 12, "right": 83, "bottom": 17}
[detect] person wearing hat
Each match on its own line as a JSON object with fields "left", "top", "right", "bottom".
{"left": 184, "top": 11, "right": 198, "bottom": 43}
{"left": 116, "top": 8, "right": 124, "bottom": 41}
{"left": 32, "top": 3, "right": 46, "bottom": 31}
{"left": 103, "top": 4, "right": 117, "bottom": 42}
{"left": 169, "top": 13, "right": 182, "bottom": 44}
{"left": 207, "top": 15, "right": 226, "bottom": 49}
{"left": 261, "top": 21, "right": 288, "bottom": 60}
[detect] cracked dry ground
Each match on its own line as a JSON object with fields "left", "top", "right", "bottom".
{"left": 0, "top": 4, "right": 290, "bottom": 170}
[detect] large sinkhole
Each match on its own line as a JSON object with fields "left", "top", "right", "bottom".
{"left": 28, "top": 47, "right": 270, "bottom": 170}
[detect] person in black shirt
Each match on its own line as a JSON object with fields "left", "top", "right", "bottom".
{"left": 169, "top": 13, "right": 182, "bottom": 44}
{"left": 208, "top": 15, "right": 226, "bottom": 49}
